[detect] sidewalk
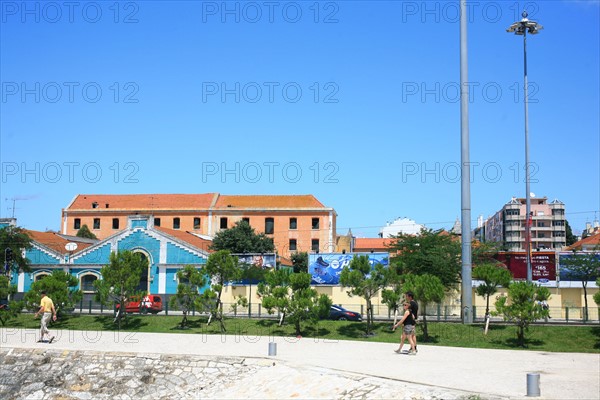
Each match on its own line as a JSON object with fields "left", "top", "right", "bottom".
{"left": 1, "top": 327, "right": 599, "bottom": 399}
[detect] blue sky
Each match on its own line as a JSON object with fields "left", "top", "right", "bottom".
{"left": 1, "top": 0, "right": 599, "bottom": 237}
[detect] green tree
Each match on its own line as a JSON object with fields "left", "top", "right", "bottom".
{"left": 76, "top": 224, "right": 98, "bottom": 240}
{"left": 565, "top": 220, "right": 577, "bottom": 246}
{"left": 339, "top": 255, "right": 387, "bottom": 336}
{"left": 201, "top": 250, "right": 241, "bottom": 332}
{"left": 594, "top": 277, "right": 600, "bottom": 306}
{"left": 380, "top": 266, "right": 403, "bottom": 325}
{"left": 0, "top": 275, "right": 23, "bottom": 325}
{"left": 257, "top": 268, "right": 292, "bottom": 326}
{"left": 24, "top": 270, "right": 82, "bottom": 316}
{"left": 210, "top": 220, "right": 275, "bottom": 253}
{"left": 169, "top": 265, "right": 207, "bottom": 329}
{"left": 0, "top": 225, "right": 33, "bottom": 275}
{"left": 401, "top": 273, "right": 445, "bottom": 341}
{"left": 258, "top": 270, "right": 331, "bottom": 336}
{"left": 381, "top": 286, "right": 403, "bottom": 325}
{"left": 291, "top": 251, "right": 308, "bottom": 273}
{"left": 286, "top": 273, "right": 331, "bottom": 336}
{"left": 93, "top": 250, "right": 147, "bottom": 328}
{"left": 560, "top": 250, "right": 600, "bottom": 321}
{"left": 473, "top": 263, "right": 512, "bottom": 319}
{"left": 472, "top": 241, "right": 502, "bottom": 266}
{"left": 495, "top": 281, "right": 550, "bottom": 347}
{"left": 389, "top": 229, "right": 461, "bottom": 289}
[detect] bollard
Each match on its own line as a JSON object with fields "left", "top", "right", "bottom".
{"left": 268, "top": 342, "right": 277, "bottom": 356}
{"left": 527, "top": 373, "right": 540, "bottom": 397}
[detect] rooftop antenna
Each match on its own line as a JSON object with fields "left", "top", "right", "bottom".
{"left": 5, "top": 197, "right": 31, "bottom": 219}
{"left": 5, "top": 198, "right": 17, "bottom": 218}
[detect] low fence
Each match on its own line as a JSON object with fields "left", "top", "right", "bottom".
{"left": 65, "top": 298, "right": 600, "bottom": 324}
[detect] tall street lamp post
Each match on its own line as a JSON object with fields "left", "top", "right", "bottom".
{"left": 507, "top": 10, "right": 543, "bottom": 283}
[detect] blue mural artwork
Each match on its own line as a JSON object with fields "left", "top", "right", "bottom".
{"left": 308, "top": 253, "right": 389, "bottom": 285}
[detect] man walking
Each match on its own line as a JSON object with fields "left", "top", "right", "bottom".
{"left": 35, "top": 291, "right": 56, "bottom": 343}
{"left": 406, "top": 291, "right": 418, "bottom": 353}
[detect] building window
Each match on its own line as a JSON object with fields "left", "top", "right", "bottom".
{"left": 552, "top": 209, "right": 565, "bottom": 216}
{"left": 242, "top": 217, "right": 250, "bottom": 225}
{"left": 34, "top": 273, "right": 50, "bottom": 282}
{"left": 154, "top": 218, "right": 161, "bottom": 227}
{"left": 289, "top": 239, "right": 297, "bottom": 251}
{"left": 173, "top": 217, "right": 181, "bottom": 229}
{"left": 193, "top": 217, "right": 201, "bottom": 230}
{"left": 80, "top": 274, "right": 98, "bottom": 293}
{"left": 537, "top": 222, "right": 545, "bottom": 227}
{"left": 312, "top": 218, "right": 320, "bottom": 230}
{"left": 220, "top": 217, "right": 228, "bottom": 229}
{"left": 289, "top": 218, "right": 297, "bottom": 230}
{"left": 112, "top": 218, "right": 119, "bottom": 229}
{"left": 74, "top": 218, "right": 81, "bottom": 230}
{"left": 93, "top": 218, "right": 100, "bottom": 229}
{"left": 505, "top": 209, "right": 520, "bottom": 216}
{"left": 311, "top": 239, "right": 320, "bottom": 252}
{"left": 92, "top": 202, "right": 98, "bottom": 209}
{"left": 265, "top": 218, "right": 274, "bottom": 234}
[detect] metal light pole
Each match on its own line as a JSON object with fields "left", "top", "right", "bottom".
{"left": 460, "top": 0, "right": 473, "bottom": 324}
{"left": 507, "top": 11, "right": 543, "bottom": 283}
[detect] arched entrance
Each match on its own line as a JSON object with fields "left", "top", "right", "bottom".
{"left": 133, "top": 251, "right": 151, "bottom": 293}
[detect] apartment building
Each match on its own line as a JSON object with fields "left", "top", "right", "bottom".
{"left": 478, "top": 197, "right": 567, "bottom": 250}
{"left": 61, "top": 193, "right": 336, "bottom": 258}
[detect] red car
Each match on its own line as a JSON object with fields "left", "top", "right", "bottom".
{"left": 116, "top": 294, "right": 163, "bottom": 314}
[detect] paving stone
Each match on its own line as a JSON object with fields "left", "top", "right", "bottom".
{"left": 0, "top": 347, "right": 502, "bottom": 400}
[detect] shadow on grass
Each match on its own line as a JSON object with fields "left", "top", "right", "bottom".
{"left": 256, "top": 319, "right": 279, "bottom": 328}
{"left": 169, "top": 317, "right": 207, "bottom": 331}
{"left": 302, "top": 324, "right": 332, "bottom": 338}
{"left": 337, "top": 322, "right": 371, "bottom": 338}
{"left": 592, "top": 327, "right": 600, "bottom": 349}
{"left": 504, "top": 337, "right": 545, "bottom": 348}
{"left": 95, "top": 315, "right": 148, "bottom": 331}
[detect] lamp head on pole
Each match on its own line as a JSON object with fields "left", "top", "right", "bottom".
{"left": 506, "top": 10, "right": 543, "bottom": 35}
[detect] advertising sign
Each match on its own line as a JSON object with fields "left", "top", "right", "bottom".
{"left": 495, "top": 252, "right": 556, "bottom": 284}
{"left": 235, "top": 253, "right": 276, "bottom": 269}
{"left": 308, "top": 252, "right": 389, "bottom": 285}
{"left": 232, "top": 253, "right": 277, "bottom": 284}
{"left": 558, "top": 252, "right": 600, "bottom": 282}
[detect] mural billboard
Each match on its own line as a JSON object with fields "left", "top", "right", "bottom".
{"left": 232, "top": 253, "right": 277, "bottom": 284}
{"left": 558, "top": 252, "right": 600, "bottom": 283}
{"left": 308, "top": 252, "right": 389, "bottom": 285}
{"left": 495, "top": 252, "right": 557, "bottom": 284}
{"left": 235, "top": 253, "right": 276, "bottom": 269}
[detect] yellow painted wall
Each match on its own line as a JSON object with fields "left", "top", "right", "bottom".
{"left": 219, "top": 285, "right": 599, "bottom": 319}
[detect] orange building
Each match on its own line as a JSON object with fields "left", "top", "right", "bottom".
{"left": 61, "top": 193, "right": 337, "bottom": 258}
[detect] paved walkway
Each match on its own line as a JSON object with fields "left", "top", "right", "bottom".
{"left": 1, "top": 328, "right": 599, "bottom": 399}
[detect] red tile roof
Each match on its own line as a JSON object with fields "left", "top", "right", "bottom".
{"left": 278, "top": 256, "right": 293, "bottom": 267}
{"left": 567, "top": 233, "right": 600, "bottom": 251}
{"left": 214, "top": 195, "right": 327, "bottom": 209}
{"left": 353, "top": 238, "right": 393, "bottom": 251}
{"left": 67, "top": 194, "right": 218, "bottom": 210}
{"left": 65, "top": 194, "right": 331, "bottom": 211}
{"left": 25, "top": 230, "right": 95, "bottom": 254}
{"left": 154, "top": 226, "right": 213, "bottom": 253}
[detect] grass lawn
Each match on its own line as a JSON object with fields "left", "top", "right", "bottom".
{"left": 5, "top": 313, "right": 599, "bottom": 353}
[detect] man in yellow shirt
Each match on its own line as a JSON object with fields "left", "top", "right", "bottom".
{"left": 35, "top": 291, "right": 57, "bottom": 343}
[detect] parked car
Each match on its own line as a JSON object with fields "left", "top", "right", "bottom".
{"left": 329, "top": 305, "right": 362, "bottom": 321}
{"left": 115, "top": 294, "right": 163, "bottom": 314}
